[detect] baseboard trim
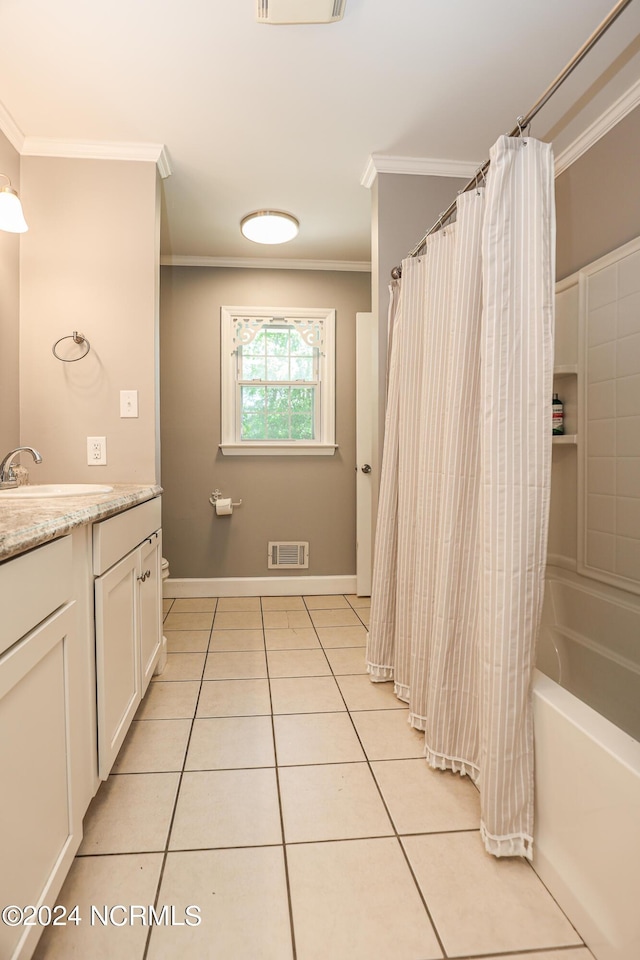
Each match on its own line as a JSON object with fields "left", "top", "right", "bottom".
{"left": 164, "top": 575, "right": 357, "bottom": 598}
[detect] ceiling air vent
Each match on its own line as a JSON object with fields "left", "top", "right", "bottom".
{"left": 268, "top": 541, "right": 309, "bottom": 569}
{"left": 257, "top": 0, "right": 346, "bottom": 24}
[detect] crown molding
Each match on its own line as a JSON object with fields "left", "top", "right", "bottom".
{"left": 553, "top": 77, "right": 640, "bottom": 177}
{"left": 0, "top": 101, "right": 25, "bottom": 153}
{"left": 363, "top": 77, "right": 640, "bottom": 188}
{"left": 160, "top": 255, "right": 371, "bottom": 272}
{"left": 20, "top": 138, "right": 172, "bottom": 178}
{"left": 361, "top": 154, "right": 481, "bottom": 189}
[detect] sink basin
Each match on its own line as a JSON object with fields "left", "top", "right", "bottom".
{"left": 0, "top": 483, "right": 114, "bottom": 499}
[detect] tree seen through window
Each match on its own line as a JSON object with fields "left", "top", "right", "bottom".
{"left": 239, "top": 326, "right": 317, "bottom": 441}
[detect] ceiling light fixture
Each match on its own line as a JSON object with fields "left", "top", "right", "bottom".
{"left": 0, "top": 174, "right": 28, "bottom": 233}
{"left": 240, "top": 210, "right": 299, "bottom": 245}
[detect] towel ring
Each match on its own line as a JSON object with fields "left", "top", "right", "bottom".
{"left": 52, "top": 331, "right": 91, "bottom": 362}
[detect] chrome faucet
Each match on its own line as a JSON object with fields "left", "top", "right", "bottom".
{"left": 0, "top": 446, "right": 43, "bottom": 489}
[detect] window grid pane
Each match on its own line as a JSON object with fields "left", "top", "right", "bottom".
{"left": 241, "top": 328, "right": 317, "bottom": 383}
{"left": 238, "top": 326, "right": 318, "bottom": 442}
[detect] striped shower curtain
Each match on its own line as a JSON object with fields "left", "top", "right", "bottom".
{"left": 367, "top": 135, "right": 555, "bottom": 859}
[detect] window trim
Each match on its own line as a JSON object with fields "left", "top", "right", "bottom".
{"left": 220, "top": 305, "right": 337, "bottom": 456}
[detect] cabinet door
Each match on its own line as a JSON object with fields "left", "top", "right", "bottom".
{"left": 139, "top": 532, "right": 162, "bottom": 690}
{"left": 0, "top": 603, "right": 78, "bottom": 960}
{"left": 95, "top": 550, "right": 140, "bottom": 780}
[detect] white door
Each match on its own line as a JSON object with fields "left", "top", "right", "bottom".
{"left": 356, "top": 312, "right": 375, "bottom": 596}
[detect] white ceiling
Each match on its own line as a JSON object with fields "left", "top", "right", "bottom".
{"left": 1, "top": 0, "right": 639, "bottom": 264}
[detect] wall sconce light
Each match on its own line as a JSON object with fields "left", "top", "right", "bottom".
{"left": 240, "top": 210, "right": 299, "bottom": 244}
{"left": 0, "top": 174, "right": 28, "bottom": 233}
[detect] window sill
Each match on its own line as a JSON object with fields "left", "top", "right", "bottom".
{"left": 219, "top": 443, "right": 338, "bottom": 457}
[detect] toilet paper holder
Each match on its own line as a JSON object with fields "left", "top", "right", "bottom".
{"left": 209, "top": 488, "right": 243, "bottom": 508}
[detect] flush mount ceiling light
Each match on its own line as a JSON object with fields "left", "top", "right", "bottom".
{"left": 240, "top": 210, "right": 299, "bottom": 245}
{"left": 0, "top": 174, "right": 28, "bottom": 233}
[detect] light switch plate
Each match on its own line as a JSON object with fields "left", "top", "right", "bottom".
{"left": 87, "top": 436, "right": 107, "bottom": 465}
{"left": 120, "top": 389, "right": 139, "bottom": 418}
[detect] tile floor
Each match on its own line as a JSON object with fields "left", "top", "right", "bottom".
{"left": 33, "top": 594, "right": 593, "bottom": 960}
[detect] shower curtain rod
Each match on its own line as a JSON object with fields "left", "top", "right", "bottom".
{"left": 392, "top": 0, "right": 635, "bottom": 277}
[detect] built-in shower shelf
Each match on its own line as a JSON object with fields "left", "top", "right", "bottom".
{"left": 553, "top": 365, "right": 578, "bottom": 440}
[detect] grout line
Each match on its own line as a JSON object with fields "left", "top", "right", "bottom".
{"left": 74, "top": 849, "right": 169, "bottom": 859}
{"left": 320, "top": 597, "right": 450, "bottom": 960}
{"left": 141, "top": 617, "right": 212, "bottom": 960}
{"left": 448, "top": 948, "right": 590, "bottom": 960}
{"left": 522, "top": 855, "right": 587, "bottom": 949}
{"left": 260, "top": 612, "right": 297, "bottom": 960}
{"left": 262, "top": 600, "right": 299, "bottom": 960}
{"left": 283, "top": 829, "right": 475, "bottom": 846}
{"left": 73, "top": 826, "right": 483, "bottom": 859}
{"left": 108, "top": 755, "right": 467, "bottom": 776}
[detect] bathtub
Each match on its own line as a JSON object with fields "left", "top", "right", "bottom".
{"left": 532, "top": 565, "right": 640, "bottom": 960}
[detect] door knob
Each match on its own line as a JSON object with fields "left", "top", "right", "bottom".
{"left": 361, "top": 464, "right": 372, "bottom": 474}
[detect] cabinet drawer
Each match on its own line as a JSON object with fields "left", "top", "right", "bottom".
{"left": 92, "top": 497, "right": 161, "bottom": 575}
{"left": 0, "top": 537, "right": 72, "bottom": 657}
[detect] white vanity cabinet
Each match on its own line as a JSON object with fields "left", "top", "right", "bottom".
{"left": 0, "top": 537, "right": 81, "bottom": 960}
{"left": 93, "top": 497, "right": 162, "bottom": 779}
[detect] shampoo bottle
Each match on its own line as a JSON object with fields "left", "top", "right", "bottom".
{"left": 552, "top": 393, "right": 564, "bottom": 435}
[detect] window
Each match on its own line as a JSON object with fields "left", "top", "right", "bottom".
{"left": 220, "top": 306, "right": 336, "bottom": 456}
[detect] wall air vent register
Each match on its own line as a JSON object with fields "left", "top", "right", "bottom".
{"left": 268, "top": 542, "right": 309, "bottom": 569}
{"left": 257, "top": 0, "right": 346, "bottom": 24}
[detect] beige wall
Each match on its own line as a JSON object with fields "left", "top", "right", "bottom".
{"left": 19, "top": 157, "right": 160, "bottom": 484}
{"left": 160, "top": 266, "right": 371, "bottom": 578}
{"left": 556, "top": 104, "right": 640, "bottom": 281}
{"left": 0, "top": 131, "right": 21, "bottom": 455}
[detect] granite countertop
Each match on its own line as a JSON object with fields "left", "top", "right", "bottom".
{"left": 0, "top": 483, "right": 162, "bottom": 562}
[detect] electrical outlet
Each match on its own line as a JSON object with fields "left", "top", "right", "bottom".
{"left": 120, "top": 389, "right": 139, "bottom": 418}
{"left": 87, "top": 436, "right": 107, "bottom": 465}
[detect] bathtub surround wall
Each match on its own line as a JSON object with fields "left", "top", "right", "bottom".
{"left": 579, "top": 238, "right": 640, "bottom": 593}
{"left": 19, "top": 156, "right": 161, "bottom": 484}
{"left": 160, "top": 266, "right": 370, "bottom": 581}
{"left": 0, "top": 129, "right": 21, "bottom": 454}
{"left": 538, "top": 237, "right": 640, "bottom": 745}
